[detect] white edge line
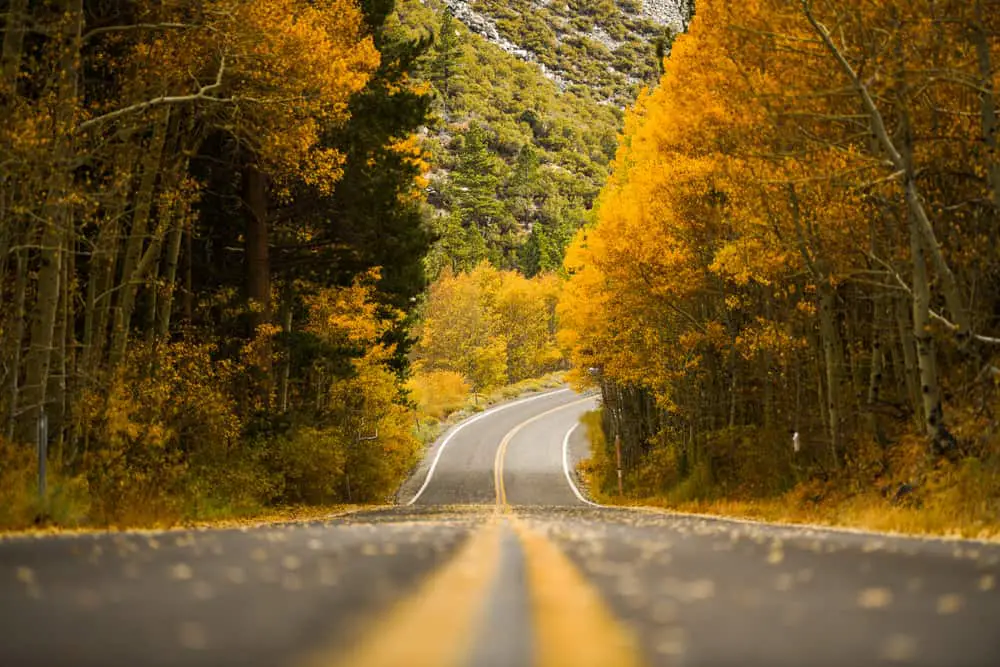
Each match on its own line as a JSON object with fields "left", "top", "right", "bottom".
{"left": 562, "top": 422, "right": 601, "bottom": 507}
{"left": 406, "top": 388, "right": 572, "bottom": 506}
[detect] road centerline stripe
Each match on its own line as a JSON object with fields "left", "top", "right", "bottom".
{"left": 513, "top": 517, "right": 646, "bottom": 667}
{"left": 300, "top": 520, "right": 504, "bottom": 667}
{"left": 406, "top": 389, "right": 572, "bottom": 506}
{"left": 493, "top": 396, "right": 597, "bottom": 509}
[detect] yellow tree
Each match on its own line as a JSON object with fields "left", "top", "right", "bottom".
{"left": 559, "top": 0, "right": 1000, "bottom": 494}
{"left": 414, "top": 264, "right": 508, "bottom": 393}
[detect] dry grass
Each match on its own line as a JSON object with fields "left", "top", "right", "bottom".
{"left": 0, "top": 504, "right": 363, "bottom": 538}
{"left": 587, "top": 458, "right": 1000, "bottom": 542}
{"left": 628, "top": 493, "right": 1000, "bottom": 542}
{"left": 413, "top": 372, "right": 567, "bottom": 446}
{"left": 580, "top": 423, "right": 1000, "bottom": 541}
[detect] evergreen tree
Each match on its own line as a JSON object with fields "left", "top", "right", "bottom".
{"left": 505, "top": 144, "right": 540, "bottom": 223}
{"left": 451, "top": 124, "right": 519, "bottom": 266}
{"left": 429, "top": 8, "right": 461, "bottom": 118}
{"left": 425, "top": 210, "right": 489, "bottom": 278}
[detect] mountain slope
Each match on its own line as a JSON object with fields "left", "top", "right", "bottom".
{"left": 451, "top": 0, "right": 690, "bottom": 105}
{"left": 390, "top": 0, "right": 693, "bottom": 275}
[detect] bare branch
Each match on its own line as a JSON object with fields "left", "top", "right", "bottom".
{"left": 77, "top": 56, "right": 227, "bottom": 132}
{"left": 867, "top": 253, "right": 1000, "bottom": 345}
{"left": 800, "top": 1, "right": 905, "bottom": 168}
{"left": 81, "top": 23, "right": 195, "bottom": 42}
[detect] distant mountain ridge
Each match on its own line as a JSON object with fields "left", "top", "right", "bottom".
{"left": 441, "top": 0, "right": 693, "bottom": 106}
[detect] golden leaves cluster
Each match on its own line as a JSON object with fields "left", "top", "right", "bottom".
{"left": 414, "top": 264, "right": 563, "bottom": 392}
{"left": 558, "top": 0, "right": 999, "bottom": 410}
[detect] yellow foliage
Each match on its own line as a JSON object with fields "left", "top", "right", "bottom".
{"left": 270, "top": 271, "right": 421, "bottom": 504}
{"left": 305, "top": 268, "right": 400, "bottom": 356}
{"left": 388, "top": 135, "right": 432, "bottom": 201}
{"left": 414, "top": 263, "right": 563, "bottom": 391}
{"left": 104, "top": 0, "right": 380, "bottom": 195}
{"left": 79, "top": 341, "right": 247, "bottom": 525}
{"left": 407, "top": 370, "right": 470, "bottom": 420}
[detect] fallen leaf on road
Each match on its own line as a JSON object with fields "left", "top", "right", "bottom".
{"left": 858, "top": 587, "right": 893, "bottom": 609}
{"left": 936, "top": 594, "right": 962, "bottom": 614}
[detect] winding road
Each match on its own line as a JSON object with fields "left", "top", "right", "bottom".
{"left": 2, "top": 388, "right": 999, "bottom": 666}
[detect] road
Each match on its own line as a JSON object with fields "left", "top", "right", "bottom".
{"left": 2, "top": 387, "right": 999, "bottom": 666}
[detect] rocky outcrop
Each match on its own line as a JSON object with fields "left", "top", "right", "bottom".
{"left": 442, "top": 0, "right": 571, "bottom": 89}
{"left": 641, "top": 0, "right": 688, "bottom": 30}
{"left": 440, "top": 0, "right": 692, "bottom": 100}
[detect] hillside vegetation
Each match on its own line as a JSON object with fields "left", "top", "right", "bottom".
{"left": 470, "top": 0, "right": 679, "bottom": 105}
{"left": 393, "top": 0, "right": 690, "bottom": 276}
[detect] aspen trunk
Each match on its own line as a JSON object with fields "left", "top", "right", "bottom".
{"left": 1, "top": 0, "right": 28, "bottom": 89}
{"left": 866, "top": 331, "right": 884, "bottom": 407}
{"left": 18, "top": 0, "right": 83, "bottom": 443}
{"left": 244, "top": 162, "right": 271, "bottom": 324}
{"left": 814, "top": 344, "right": 828, "bottom": 435}
{"left": 155, "top": 125, "right": 198, "bottom": 340}
{"left": 5, "top": 250, "right": 27, "bottom": 441}
{"left": 47, "top": 231, "right": 72, "bottom": 447}
{"left": 157, "top": 212, "right": 185, "bottom": 339}
{"left": 243, "top": 161, "right": 272, "bottom": 404}
{"left": 909, "top": 210, "right": 952, "bottom": 453}
{"left": 277, "top": 296, "right": 293, "bottom": 413}
{"left": 903, "top": 179, "right": 970, "bottom": 339}
{"left": 20, "top": 190, "right": 68, "bottom": 443}
{"left": 818, "top": 286, "right": 842, "bottom": 468}
{"left": 110, "top": 109, "right": 171, "bottom": 365}
{"left": 183, "top": 218, "right": 194, "bottom": 324}
{"left": 727, "top": 346, "right": 738, "bottom": 429}
{"left": 973, "top": 0, "right": 1000, "bottom": 213}
{"left": 82, "top": 211, "right": 120, "bottom": 373}
{"left": 894, "top": 296, "right": 921, "bottom": 419}
{"left": 867, "top": 296, "right": 886, "bottom": 443}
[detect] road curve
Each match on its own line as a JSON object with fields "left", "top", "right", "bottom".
{"left": 2, "top": 387, "right": 999, "bottom": 667}
{"left": 399, "top": 388, "right": 589, "bottom": 505}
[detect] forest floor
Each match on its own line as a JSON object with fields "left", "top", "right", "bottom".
{"left": 577, "top": 413, "right": 1000, "bottom": 542}
{"left": 0, "top": 504, "right": 362, "bottom": 538}
{"left": 581, "top": 465, "right": 1000, "bottom": 542}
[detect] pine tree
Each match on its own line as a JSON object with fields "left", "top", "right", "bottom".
{"left": 451, "top": 124, "right": 519, "bottom": 266}
{"left": 505, "top": 144, "right": 540, "bottom": 222}
{"left": 429, "top": 8, "right": 461, "bottom": 118}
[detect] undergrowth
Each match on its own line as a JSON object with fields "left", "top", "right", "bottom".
{"left": 578, "top": 409, "right": 1000, "bottom": 541}
{"left": 410, "top": 371, "right": 567, "bottom": 447}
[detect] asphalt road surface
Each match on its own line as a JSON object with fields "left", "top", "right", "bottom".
{"left": 2, "top": 387, "right": 999, "bottom": 666}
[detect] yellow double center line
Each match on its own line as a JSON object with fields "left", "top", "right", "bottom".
{"left": 307, "top": 395, "right": 645, "bottom": 667}
{"left": 493, "top": 396, "right": 596, "bottom": 509}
